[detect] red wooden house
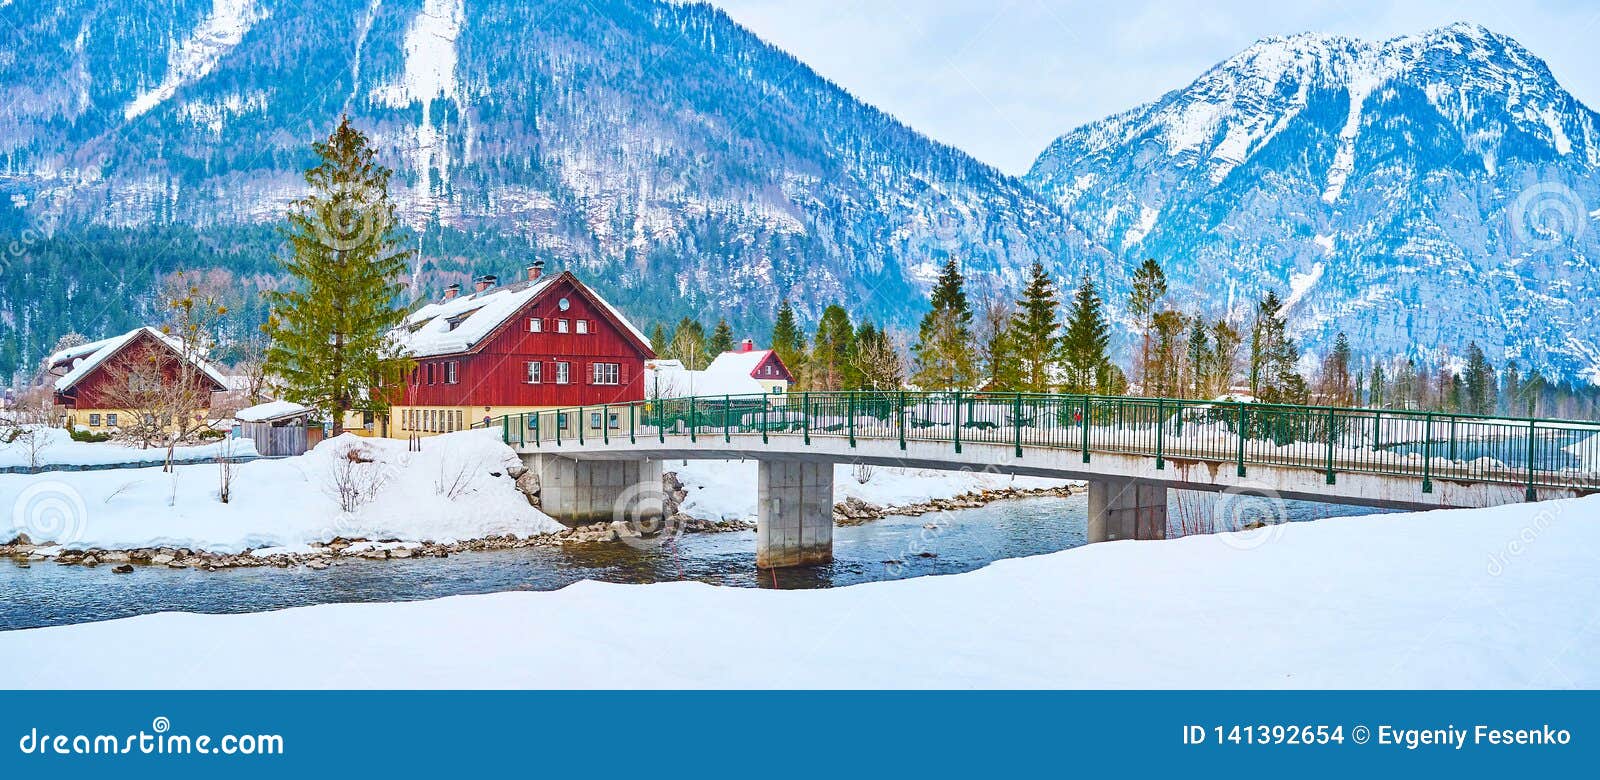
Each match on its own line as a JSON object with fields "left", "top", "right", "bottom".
{"left": 390, "top": 263, "right": 656, "bottom": 437}
{"left": 47, "top": 326, "right": 230, "bottom": 432}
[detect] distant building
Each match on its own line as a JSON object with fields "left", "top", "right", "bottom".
{"left": 645, "top": 338, "right": 793, "bottom": 399}
{"left": 387, "top": 263, "right": 656, "bottom": 437}
{"left": 46, "top": 326, "right": 230, "bottom": 433}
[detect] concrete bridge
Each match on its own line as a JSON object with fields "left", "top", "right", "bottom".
{"left": 485, "top": 392, "right": 1600, "bottom": 568}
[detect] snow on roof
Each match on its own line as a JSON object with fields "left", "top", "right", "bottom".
{"left": 234, "top": 400, "right": 312, "bottom": 423}
{"left": 47, "top": 334, "right": 124, "bottom": 367}
{"left": 394, "top": 273, "right": 651, "bottom": 358}
{"left": 706, "top": 349, "right": 774, "bottom": 378}
{"left": 644, "top": 358, "right": 764, "bottom": 397}
{"left": 52, "top": 327, "right": 231, "bottom": 393}
{"left": 399, "top": 278, "right": 557, "bottom": 358}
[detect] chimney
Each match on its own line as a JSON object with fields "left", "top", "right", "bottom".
{"left": 443, "top": 283, "right": 461, "bottom": 301}
{"left": 527, "top": 259, "right": 546, "bottom": 282}
{"left": 738, "top": 338, "right": 755, "bottom": 353}
{"left": 474, "top": 274, "right": 498, "bottom": 293}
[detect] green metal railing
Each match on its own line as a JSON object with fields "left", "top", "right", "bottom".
{"left": 477, "top": 392, "right": 1600, "bottom": 499}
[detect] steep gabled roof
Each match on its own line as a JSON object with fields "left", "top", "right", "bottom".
{"left": 394, "top": 271, "right": 653, "bottom": 359}
{"left": 708, "top": 348, "right": 789, "bottom": 380}
{"left": 52, "top": 327, "right": 231, "bottom": 394}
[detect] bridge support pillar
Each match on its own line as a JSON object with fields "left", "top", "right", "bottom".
{"left": 520, "top": 455, "right": 662, "bottom": 526}
{"left": 1087, "top": 478, "right": 1167, "bottom": 543}
{"left": 757, "top": 460, "right": 834, "bottom": 568}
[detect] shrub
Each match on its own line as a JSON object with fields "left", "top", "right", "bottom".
{"left": 69, "top": 428, "right": 112, "bottom": 443}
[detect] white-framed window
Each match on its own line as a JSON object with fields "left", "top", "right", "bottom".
{"left": 555, "top": 361, "right": 570, "bottom": 384}
{"left": 591, "top": 362, "right": 620, "bottom": 385}
{"left": 557, "top": 319, "right": 570, "bottom": 333}
{"left": 526, "top": 361, "right": 542, "bottom": 383}
{"left": 529, "top": 318, "right": 542, "bottom": 333}
{"left": 576, "top": 319, "right": 589, "bottom": 334}
{"left": 445, "top": 361, "right": 458, "bottom": 384}
{"left": 89, "top": 413, "right": 101, "bottom": 426}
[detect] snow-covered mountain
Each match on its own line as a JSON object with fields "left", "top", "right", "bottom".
{"left": 0, "top": 0, "right": 1103, "bottom": 373}
{"left": 1027, "top": 22, "right": 1600, "bottom": 382}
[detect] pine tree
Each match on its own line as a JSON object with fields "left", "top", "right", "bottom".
{"left": 1463, "top": 341, "right": 1497, "bottom": 415}
{"left": 809, "top": 304, "right": 855, "bottom": 390}
{"left": 1247, "top": 291, "right": 1306, "bottom": 404}
{"left": 1369, "top": 363, "right": 1386, "bottom": 408}
{"left": 649, "top": 323, "right": 671, "bottom": 356}
{"left": 264, "top": 117, "right": 412, "bottom": 435}
{"left": 911, "top": 259, "right": 977, "bottom": 389}
{"left": 1128, "top": 257, "right": 1167, "bottom": 392}
{"left": 1006, "top": 261, "right": 1062, "bottom": 393}
{"left": 771, "top": 299, "right": 807, "bottom": 382}
{"left": 708, "top": 318, "right": 734, "bottom": 356}
{"left": 1185, "top": 319, "right": 1211, "bottom": 398}
{"left": 1060, "top": 273, "right": 1112, "bottom": 393}
{"left": 666, "top": 317, "right": 710, "bottom": 370}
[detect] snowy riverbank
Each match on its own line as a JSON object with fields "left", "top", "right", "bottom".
{"left": 0, "top": 431, "right": 564, "bottom": 555}
{"left": 4, "top": 495, "right": 1596, "bottom": 688}
{"left": 0, "top": 426, "right": 259, "bottom": 470}
{"left": 0, "top": 431, "right": 1069, "bottom": 562}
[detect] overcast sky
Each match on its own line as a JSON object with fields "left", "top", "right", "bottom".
{"left": 710, "top": 0, "right": 1600, "bottom": 175}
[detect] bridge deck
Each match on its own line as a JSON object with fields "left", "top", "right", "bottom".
{"left": 482, "top": 392, "right": 1600, "bottom": 510}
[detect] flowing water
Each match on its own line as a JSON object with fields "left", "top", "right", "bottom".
{"left": 0, "top": 495, "right": 1385, "bottom": 631}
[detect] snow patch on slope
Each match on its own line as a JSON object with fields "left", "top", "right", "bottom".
{"left": 373, "top": 0, "right": 466, "bottom": 221}
{"left": 1282, "top": 261, "right": 1325, "bottom": 314}
{"left": 124, "top": 0, "right": 268, "bottom": 120}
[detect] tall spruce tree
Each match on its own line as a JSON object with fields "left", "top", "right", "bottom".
{"left": 649, "top": 323, "right": 671, "bottom": 356}
{"left": 1247, "top": 291, "right": 1306, "bottom": 403}
{"left": 1007, "top": 261, "right": 1063, "bottom": 393}
{"left": 265, "top": 117, "right": 412, "bottom": 434}
{"left": 810, "top": 304, "right": 856, "bottom": 390}
{"left": 1061, "top": 273, "right": 1112, "bottom": 393}
{"left": 1128, "top": 257, "right": 1168, "bottom": 392}
{"left": 771, "top": 299, "right": 807, "bottom": 383}
{"left": 1463, "top": 341, "right": 1497, "bottom": 415}
{"left": 1185, "top": 319, "right": 1211, "bottom": 398}
{"left": 708, "top": 318, "right": 734, "bottom": 356}
{"left": 911, "top": 258, "right": 978, "bottom": 389}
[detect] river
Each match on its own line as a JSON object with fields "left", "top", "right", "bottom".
{"left": 0, "top": 494, "right": 1385, "bottom": 631}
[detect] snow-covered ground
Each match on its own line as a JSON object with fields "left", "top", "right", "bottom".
{"left": 672, "top": 459, "right": 1066, "bottom": 520}
{"left": 0, "top": 431, "right": 562, "bottom": 553}
{"left": 4, "top": 495, "right": 1596, "bottom": 689}
{"left": 0, "top": 426, "right": 260, "bottom": 469}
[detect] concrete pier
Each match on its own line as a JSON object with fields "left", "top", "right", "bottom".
{"left": 756, "top": 460, "right": 834, "bottom": 568}
{"left": 521, "top": 454, "right": 662, "bottom": 526}
{"left": 1086, "top": 478, "right": 1167, "bottom": 543}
